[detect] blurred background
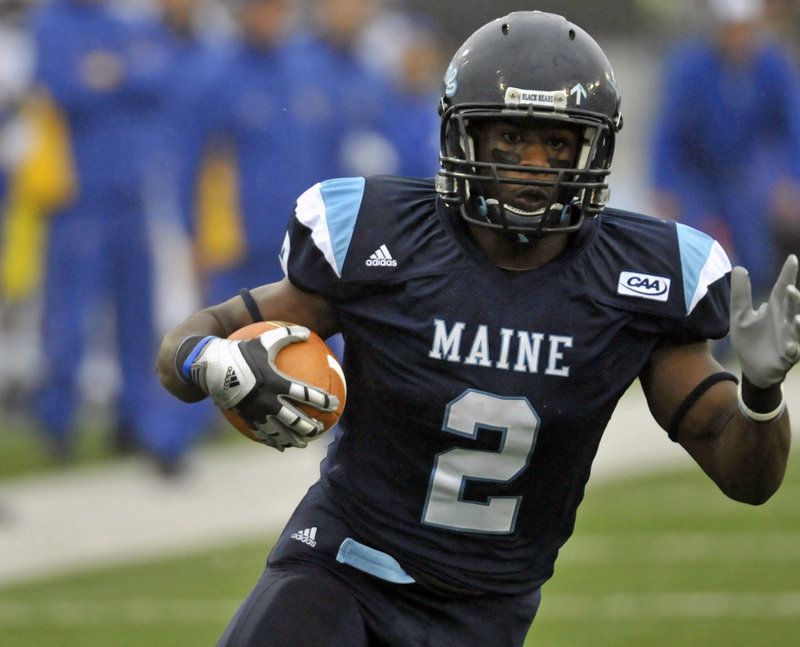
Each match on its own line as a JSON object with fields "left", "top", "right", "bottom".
{"left": 0, "top": 1, "right": 799, "bottom": 645}
{"left": 1, "top": 0, "right": 799, "bottom": 472}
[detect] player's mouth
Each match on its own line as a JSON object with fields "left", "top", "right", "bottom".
{"left": 505, "top": 188, "right": 550, "bottom": 216}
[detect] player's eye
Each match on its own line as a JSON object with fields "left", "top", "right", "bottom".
{"left": 546, "top": 136, "right": 563, "bottom": 148}
{"left": 501, "top": 129, "right": 524, "bottom": 145}
{"left": 545, "top": 134, "right": 571, "bottom": 151}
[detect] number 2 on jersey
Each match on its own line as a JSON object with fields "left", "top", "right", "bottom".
{"left": 422, "top": 389, "right": 539, "bottom": 533}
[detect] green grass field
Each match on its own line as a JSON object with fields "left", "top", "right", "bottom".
{"left": 1, "top": 449, "right": 797, "bottom": 646}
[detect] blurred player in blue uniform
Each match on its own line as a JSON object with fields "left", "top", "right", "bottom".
{"left": 135, "top": 0, "right": 232, "bottom": 469}
{"left": 30, "top": 0, "right": 189, "bottom": 468}
{"left": 651, "top": 0, "right": 800, "bottom": 298}
{"left": 158, "top": 11, "right": 797, "bottom": 645}
{"left": 187, "top": 0, "right": 321, "bottom": 308}
{"left": 291, "top": 0, "right": 397, "bottom": 179}
{"left": 145, "top": 0, "right": 230, "bottom": 240}
{"left": 356, "top": 11, "right": 446, "bottom": 178}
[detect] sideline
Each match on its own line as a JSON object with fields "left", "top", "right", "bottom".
{"left": 1, "top": 374, "right": 798, "bottom": 588}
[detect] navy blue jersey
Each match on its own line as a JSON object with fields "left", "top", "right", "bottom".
{"left": 279, "top": 175, "right": 731, "bottom": 595}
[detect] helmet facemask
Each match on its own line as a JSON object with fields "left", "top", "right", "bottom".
{"left": 437, "top": 106, "right": 617, "bottom": 240}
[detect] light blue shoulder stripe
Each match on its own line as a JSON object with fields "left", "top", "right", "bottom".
{"left": 293, "top": 178, "right": 365, "bottom": 278}
{"left": 676, "top": 223, "right": 732, "bottom": 314}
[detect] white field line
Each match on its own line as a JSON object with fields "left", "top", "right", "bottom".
{"left": 3, "top": 591, "right": 800, "bottom": 627}
{"left": 560, "top": 531, "right": 800, "bottom": 563}
{"left": 0, "top": 599, "right": 239, "bottom": 626}
{"left": 542, "top": 592, "right": 800, "bottom": 619}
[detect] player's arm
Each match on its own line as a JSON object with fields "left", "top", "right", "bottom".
{"left": 640, "top": 341, "right": 790, "bottom": 505}
{"left": 157, "top": 278, "right": 336, "bottom": 401}
{"left": 640, "top": 256, "right": 800, "bottom": 504}
{"left": 156, "top": 278, "right": 339, "bottom": 450}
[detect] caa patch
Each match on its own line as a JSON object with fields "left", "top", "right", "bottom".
{"left": 617, "top": 271, "right": 671, "bottom": 302}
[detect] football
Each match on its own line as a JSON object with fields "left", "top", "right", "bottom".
{"left": 221, "top": 320, "right": 346, "bottom": 443}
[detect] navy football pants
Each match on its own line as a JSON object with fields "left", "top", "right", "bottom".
{"left": 216, "top": 561, "right": 541, "bottom": 647}
{"left": 216, "top": 483, "right": 541, "bottom": 646}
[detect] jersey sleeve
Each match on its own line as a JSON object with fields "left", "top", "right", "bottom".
{"left": 588, "top": 210, "right": 732, "bottom": 344}
{"left": 665, "top": 222, "right": 732, "bottom": 343}
{"left": 279, "top": 178, "right": 365, "bottom": 298}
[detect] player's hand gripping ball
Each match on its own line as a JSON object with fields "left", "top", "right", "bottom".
{"left": 222, "top": 321, "right": 346, "bottom": 443}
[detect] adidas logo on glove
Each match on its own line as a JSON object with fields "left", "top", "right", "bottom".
{"left": 223, "top": 366, "right": 240, "bottom": 389}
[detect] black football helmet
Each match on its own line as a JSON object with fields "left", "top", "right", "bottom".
{"left": 436, "top": 11, "right": 623, "bottom": 239}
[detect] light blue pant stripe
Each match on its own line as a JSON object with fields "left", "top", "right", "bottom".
{"left": 336, "top": 537, "right": 415, "bottom": 584}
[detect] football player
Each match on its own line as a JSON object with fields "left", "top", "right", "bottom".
{"left": 157, "top": 11, "right": 797, "bottom": 646}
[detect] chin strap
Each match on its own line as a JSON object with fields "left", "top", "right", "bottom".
{"left": 468, "top": 195, "right": 583, "bottom": 241}
{"left": 476, "top": 195, "right": 490, "bottom": 218}
{"left": 559, "top": 201, "right": 575, "bottom": 226}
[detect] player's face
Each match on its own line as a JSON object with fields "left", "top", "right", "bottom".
{"left": 472, "top": 119, "right": 581, "bottom": 214}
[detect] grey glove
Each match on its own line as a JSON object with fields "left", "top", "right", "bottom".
{"left": 187, "top": 325, "right": 339, "bottom": 450}
{"left": 730, "top": 254, "right": 800, "bottom": 389}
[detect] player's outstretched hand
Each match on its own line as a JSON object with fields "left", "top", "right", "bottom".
{"left": 189, "top": 325, "right": 340, "bottom": 450}
{"left": 730, "top": 254, "right": 800, "bottom": 388}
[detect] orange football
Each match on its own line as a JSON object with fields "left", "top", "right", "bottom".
{"left": 221, "top": 321, "right": 346, "bottom": 443}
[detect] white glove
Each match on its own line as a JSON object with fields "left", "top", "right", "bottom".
{"left": 730, "top": 254, "right": 800, "bottom": 389}
{"left": 188, "top": 325, "right": 339, "bottom": 451}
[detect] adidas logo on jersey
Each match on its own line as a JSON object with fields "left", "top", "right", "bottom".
{"left": 291, "top": 527, "right": 318, "bottom": 547}
{"left": 224, "top": 366, "right": 240, "bottom": 389}
{"left": 366, "top": 244, "right": 397, "bottom": 267}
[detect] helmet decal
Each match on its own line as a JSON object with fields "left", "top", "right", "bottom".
{"left": 444, "top": 62, "right": 458, "bottom": 98}
{"left": 569, "top": 83, "right": 587, "bottom": 106}
{"left": 504, "top": 87, "right": 568, "bottom": 110}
